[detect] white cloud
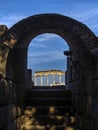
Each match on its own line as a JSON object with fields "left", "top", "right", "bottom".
{"left": 0, "top": 15, "right": 26, "bottom": 28}
{"left": 29, "top": 33, "right": 60, "bottom": 48}
{"left": 28, "top": 50, "right": 65, "bottom": 65}
{"left": 66, "top": 8, "right": 98, "bottom": 22}
{"left": 33, "top": 33, "right": 60, "bottom": 42}
{"left": 29, "top": 41, "right": 47, "bottom": 48}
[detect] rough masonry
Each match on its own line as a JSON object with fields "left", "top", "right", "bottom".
{"left": 0, "top": 13, "right": 98, "bottom": 130}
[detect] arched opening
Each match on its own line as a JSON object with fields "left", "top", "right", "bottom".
{"left": 0, "top": 13, "right": 97, "bottom": 130}
{"left": 27, "top": 33, "right": 69, "bottom": 86}
{"left": 3, "top": 13, "right": 95, "bottom": 96}
{"left": 3, "top": 13, "right": 96, "bottom": 82}
{"left": 4, "top": 13, "right": 95, "bottom": 95}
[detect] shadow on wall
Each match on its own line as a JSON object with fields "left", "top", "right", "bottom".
{"left": 0, "top": 73, "right": 23, "bottom": 129}
{"left": 0, "top": 25, "right": 26, "bottom": 130}
{"left": 17, "top": 106, "right": 78, "bottom": 130}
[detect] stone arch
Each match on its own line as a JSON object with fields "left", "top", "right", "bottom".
{"left": 0, "top": 13, "right": 97, "bottom": 79}
{"left": 2, "top": 14, "right": 97, "bottom": 50}
{"left": 0, "top": 14, "right": 98, "bottom": 130}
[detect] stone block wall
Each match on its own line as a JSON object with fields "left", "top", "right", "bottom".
{"left": 92, "top": 58, "right": 98, "bottom": 130}
{"left": 0, "top": 77, "right": 25, "bottom": 130}
{"left": 0, "top": 25, "right": 25, "bottom": 130}
{"left": 66, "top": 50, "right": 95, "bottom": 130}
{"left": 0, "top": 15, "right": 98, "bottom": 129}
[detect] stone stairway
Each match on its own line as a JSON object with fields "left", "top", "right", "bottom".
{"left": 21, "top": 86, "right": 79, "bottom": 130}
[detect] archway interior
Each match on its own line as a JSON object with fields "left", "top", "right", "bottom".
{"left": 6, "top": 14, "right": 93, "bottom": 87}
{"left": 0, "top": 14, "right": 96, "bottom": 130}
{"left": 27, "top": 33, "right": 69, "bottom": 86}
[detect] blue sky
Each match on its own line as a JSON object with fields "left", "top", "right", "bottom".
{"left": 0, "top": 0, "right": 98, "bottom": 74}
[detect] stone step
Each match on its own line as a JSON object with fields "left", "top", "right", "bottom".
{"left": 36, "top": 107, "right": 71, "bottom": 115}
{"left": 24, "top": 87, "right": 73, "bottom": 128}
{"left": 31, "top": 86, "right": 66, "bottom": 89}
{"left": 25, "top": 98, "right": 72, "bottom": 106}
{"left": 34, "top": 115, "right": 65, "bottom": 125}
{"left": 26, "top": 90, "right": 71, "bottom": 98}
{"left": 24, "top": 106, "right": 72, "bottom": 115}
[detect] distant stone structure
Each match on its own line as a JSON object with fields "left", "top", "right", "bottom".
{"left": 34, "top": 70, "right": 65, "bottom": 86}
{"left": 0, "top": 14, "right": 98, "bottom": 130}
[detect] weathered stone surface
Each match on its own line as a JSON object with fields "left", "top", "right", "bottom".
{"left": 0, "top": 105, "right": 17, "bottom": 128}
{"left": 0, "top": 13, "right": 98, "bottom": 130}
{"left": 0, "top": 45, "right": 10, "bottom": 77}
{"left": 0, "top": 78, "right": 16, "bottom": 105}
{"left": 0, "top": 103, "right": 24, "bottom": 129}
{"left": 0, "top": 25, "right": 8, "bottom": 37}
{"left": 7, "top": 120, "right": 17, "bottom": 130}
{"left": 80, "top": 117, "right": 93, "bottom": 130}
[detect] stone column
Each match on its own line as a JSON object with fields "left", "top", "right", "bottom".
{"left": 34, "top": 76, "right": 37, "bottom": 86}
{"left": 59, "top": 75, "right": 62, "bottom": 84}
{"left": 46, "top": 75, "right": 49, "bottom": 86}
{"left": 53, "top": 75, "right": 55, "bottom": 84}
{"left": 40, "top": 75, "right": 43, "bottom": 86}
